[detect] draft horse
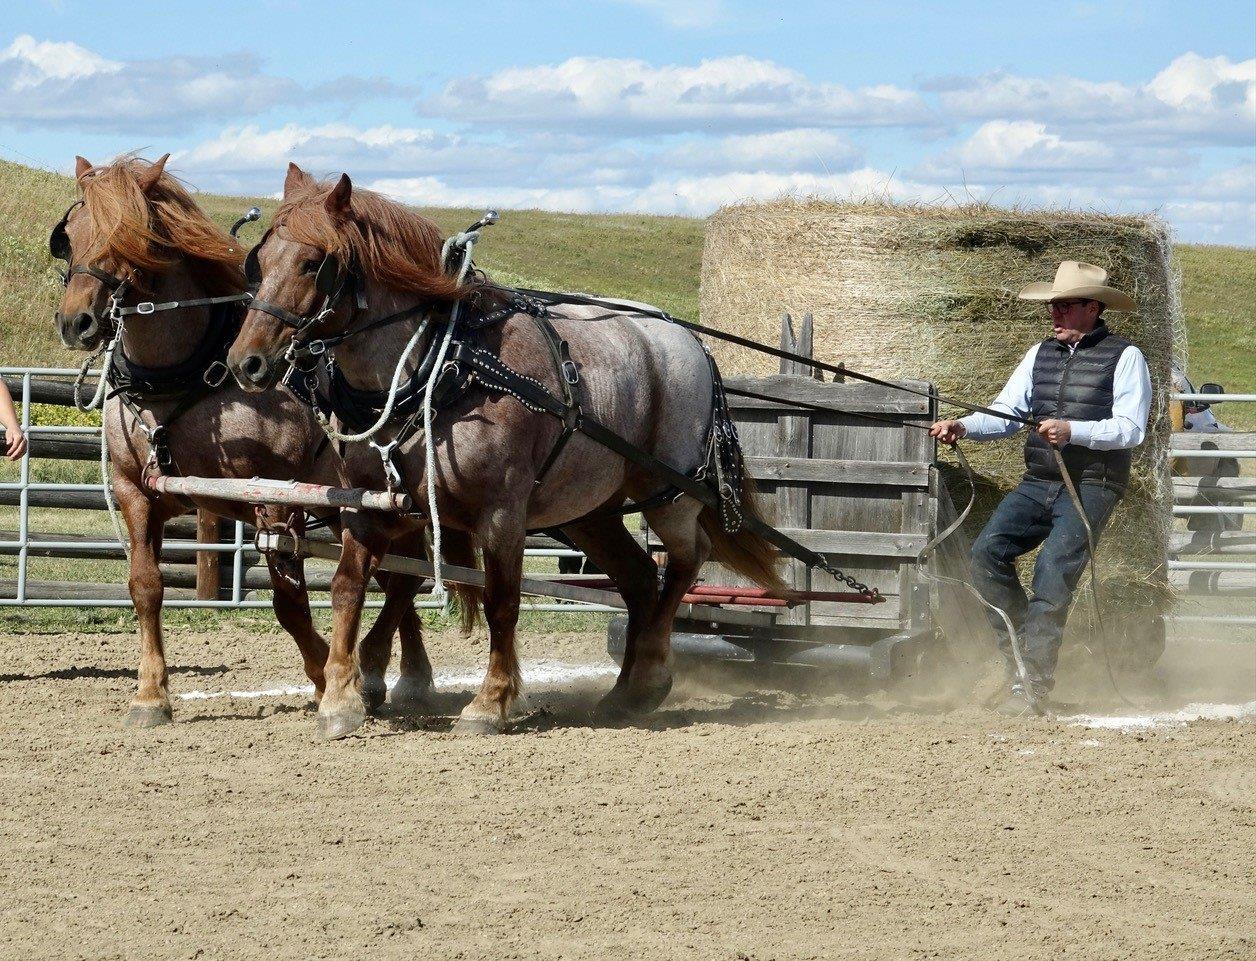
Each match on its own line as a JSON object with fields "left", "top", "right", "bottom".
{"left": 227, "top": 164, "right": 787, "bottom": 738}
{"left": 52, "top": 154, "right": 476, "bottom": 725}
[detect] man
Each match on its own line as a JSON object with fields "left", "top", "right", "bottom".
{"left": 929, "top": 261, "right": 1151, "bottom": 715}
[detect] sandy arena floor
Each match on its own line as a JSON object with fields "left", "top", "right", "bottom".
{"left": 0, "top": 623, "right": 1252, "bottom": 961}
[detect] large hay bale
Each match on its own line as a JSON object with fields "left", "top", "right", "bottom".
{"left": 700, "top": 199, "right": 1183, "bottom": 620}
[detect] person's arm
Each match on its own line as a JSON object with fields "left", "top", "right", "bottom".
{"left": 0, "top": 380, "right": 26, "bottom": 461}
{"left": 954, "top": 345, "right": 1037, "bottom": 441}
{"left": 1067, "top": 346, "right": 1151, "bottom": 450}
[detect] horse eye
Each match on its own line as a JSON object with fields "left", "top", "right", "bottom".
{"left": 300, "top": 259, "right": 321, "bottom": 275}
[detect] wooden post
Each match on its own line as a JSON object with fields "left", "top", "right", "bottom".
{"left": 777, "top": 313, "right": 812, "bottom": 625}
{"left": 194, "top": 509, "right": 220, "bottom": 601}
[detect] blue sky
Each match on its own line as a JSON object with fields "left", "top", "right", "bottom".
{"left": 2, "top": 0, "right": 1253, "bottom": 243}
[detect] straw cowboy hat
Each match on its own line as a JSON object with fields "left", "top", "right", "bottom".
{"left": 1017, "top": 260, "right": 1136, "bottom": 311}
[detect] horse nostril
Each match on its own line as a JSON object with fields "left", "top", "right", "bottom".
{"left": 74, "top": 312, "right": 98, "bottom": 340}
{"left": 241, "top": 354, "right": 267, "bottom": 383}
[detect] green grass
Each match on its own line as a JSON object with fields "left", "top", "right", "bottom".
{"left": 0, "top": 157, "right": 1251, "bottom": 630}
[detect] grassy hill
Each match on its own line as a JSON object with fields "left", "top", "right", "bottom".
{"left": 2, "top": 159, "right": 1250, "bottom": 427}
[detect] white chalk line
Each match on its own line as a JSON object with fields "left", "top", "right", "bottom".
{"left": 1062, "top": 700, "right": 1256, "bottom": 730}
{"left": 178, "top": 659, "right": 618, "bottom": 701}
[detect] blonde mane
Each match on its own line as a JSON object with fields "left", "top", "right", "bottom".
{"left": 275, "top": 179, "right": 466, "bottom": 302}
{"left": 78, "top": 155, "right": 245, "bottom": 295}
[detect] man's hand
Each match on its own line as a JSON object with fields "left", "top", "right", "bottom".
{"left": 5, "top": 427, "right": 26, "bottom": 461}
{"left": 928, "top": 419, "right": 967, "bottom": 444}
{"left": 1036, "top": 418, "right": 1071, "bottom": 447}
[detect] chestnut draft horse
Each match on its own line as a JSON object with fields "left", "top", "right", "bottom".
{"left": 52, "top": 154, "right": 477, "bottom": 726}
{"left": 227, "top": 164, "right": 787, "bottom": 739}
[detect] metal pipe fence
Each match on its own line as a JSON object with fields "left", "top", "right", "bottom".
{"left": 0, "top": 367, "right": 603, "bottom": 612}
{"left": 1166, "top": 392, "right": 1255, "bottom": 629}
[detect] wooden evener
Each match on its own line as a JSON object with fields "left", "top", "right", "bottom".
{"left": 145, "top": 475, "right": 411, "bottom": 512}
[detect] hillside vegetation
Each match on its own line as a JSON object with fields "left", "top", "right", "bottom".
{"left": 2, "top": 159, "right": 1250, "bottom": 426}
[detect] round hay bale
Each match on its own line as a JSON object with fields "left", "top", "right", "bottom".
{"left": 700, "top": 199, "right": 1183, "bottom": 618}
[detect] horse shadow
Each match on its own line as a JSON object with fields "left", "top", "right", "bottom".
{"left": 377, "top": 678, "right": 951, "bottom": 735}
{"left": 0, "top": 663, "right": 232, "bottom": 684}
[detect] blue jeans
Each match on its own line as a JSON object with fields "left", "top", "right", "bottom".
{"left": 970, "top": 477, "right": 1121, "bottom": 695}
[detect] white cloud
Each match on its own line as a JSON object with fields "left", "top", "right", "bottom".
{"left": 612, "top": 0, "right": 724, "bottom": 28}
{"left": 422, "top": 56, "right": 933, "bottom": 133}
{"left": 662, "top": 129, "right": 863, "bottom": 173}
{"left": 935, "top": 53, "right": 1255, "bottom": 145}
{"left": 0, "top": 34, "right": 297, "bottom": 130}
{"left": 369, "top": 166, "right": 929, "bottom": 218}
{"left": 912, "top": 120, "right": 1193, "bottom": 184}
{"left": 2, "top": 35, "right": 121, "bottom": 88}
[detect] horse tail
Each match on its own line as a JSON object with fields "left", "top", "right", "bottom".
{"left": 438, "top": 528, "right": 482, "bottom": 634}
{"left": 697, "top": 474, "right": 792, "bottom": 598}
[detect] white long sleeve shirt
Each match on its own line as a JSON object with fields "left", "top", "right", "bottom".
{"left": 958, "top": 342, "right": 1151, "bottom": 449}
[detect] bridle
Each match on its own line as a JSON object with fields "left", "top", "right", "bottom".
{"left": 244, "top": 228, "right": 366, "bottom": 338}
{"left": 243, "top": 227, "right": 437, "bottom": 377}
{"left": 50, "top": 201, "right": 135, "bottom": 322}
{"left": 51, "top": 199, "right": 252, "bottom": 333}
{"left": 49, "top": 199, "right": 253, "bottom": 414}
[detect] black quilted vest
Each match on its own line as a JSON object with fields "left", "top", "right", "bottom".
{"left": 1024, "top": 324, "right": 1132, "bottom": 491}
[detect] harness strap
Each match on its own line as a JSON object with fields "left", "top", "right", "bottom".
{"left": 450, "top": 340, "right": 880, "bottom": 601}
{"left": 532, "top": 316, "right": 582, "bottom": 487}
{"left": 113, "top": 291, "right": 251, "bottom": 319}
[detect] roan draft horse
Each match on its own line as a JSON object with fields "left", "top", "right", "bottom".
{"left": 52, "top": 154, "right": 476, "bottom": 726}
{"left": 227, "top": 163, "right": 787, "bottom": 738}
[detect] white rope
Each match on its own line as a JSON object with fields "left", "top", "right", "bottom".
{"left": 70, "top": 330, "right": 130, "bottom": 556}
{"left": 423, "top": 229, "right": 481, "bottom": 600}
{"left": 99, "top": 410, "right": 129, "bottom": 558}
{"left": 312, "top": 316, "right": 432, "bottom": 443}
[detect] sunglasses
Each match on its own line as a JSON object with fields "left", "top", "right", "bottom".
{"left": 1048, "top": 299, "right": 1093, "bottom": 313}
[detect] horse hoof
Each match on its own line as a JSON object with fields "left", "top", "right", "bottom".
{"left": 597, "top": 674, "right": 673, "bottom": 719}
{"left": 317, "top": 709, "right": 366, "bottom": 741}
{"left": 389, "top": 676, "right": 434, "bottom": 711}
{"left": 125, "top": 704, "right": 173, "bottom": 728}
{"left": 452, "top": 712, "right": 504, "bottom": 736}
{"left": 361, "top": 680, "right": 388, "bottom": 714}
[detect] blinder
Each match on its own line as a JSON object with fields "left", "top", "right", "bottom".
{"left": 49, "top": 201, "right": 83, "bottom": 262}
{"left": 243, "top": 229, "right": 267, "bottom": 288}
{"left": 315, "top": 254, "right": 342, "bottom": 297}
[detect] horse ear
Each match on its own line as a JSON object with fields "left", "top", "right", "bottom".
{"left": 325, "top": 173, "right": 352, "bottom": 218}
{"left": 284, "top": 162, "right": 313, "bottom": 197}
{"left": 137, "top": 153, "right": 170, "bottom": 195}
{"left": 74, "top": 156, "right": 93, "bottom": 180}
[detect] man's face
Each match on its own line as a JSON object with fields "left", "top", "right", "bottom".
{"left": 1048, "top": 298, "right": 1102, "bottom": 343}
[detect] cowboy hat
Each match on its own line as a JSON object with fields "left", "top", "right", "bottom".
{"left": 1017, "top": 260, "right": 1136, "bottom": 311}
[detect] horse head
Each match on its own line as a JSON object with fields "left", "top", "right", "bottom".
{"left": 228, "top": 164, "right": 465, "bottom": 392}
{"left": 52, "top": 154, "right": 171, "bottom": 350}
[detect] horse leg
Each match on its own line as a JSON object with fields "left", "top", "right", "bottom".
{"left": 600, "top": 498, "right": 710, "bottom": 717}
{"left": 376, "top": 528, "right": 436, "bottom": 711}
{"left": 114, "top": 477, "right": 175, "bottom": 727}
{"left": 318, "top": 518, "right": 389, "bottom": 740}
{"left": 358, "top": 564, "right": 428, "bottom": 713}
{"left": 558, "top": 515, "right": 659, "bottom": 696}
{"left": 454, "top": 508, "right": 524, "bottom": 735}
{"left": 262, "top": 508, "right": 329, "bottom": 704}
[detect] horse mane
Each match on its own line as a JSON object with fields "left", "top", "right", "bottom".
{"left": 78, "top": 154, "right": 246, "bottom": 296}
{"left": 275, "top": 179, "right": 467, "bottom": 302}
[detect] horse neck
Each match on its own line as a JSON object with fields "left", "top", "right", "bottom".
{"left": 332, "top": 284, "right": 434, "bottom": 391}
{"left": 119, "top": 259, "right": 214, "bottom": 369}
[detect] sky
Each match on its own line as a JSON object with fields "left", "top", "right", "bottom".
{"left": 1, "top": 0, "right": 1253, "bottom": 244}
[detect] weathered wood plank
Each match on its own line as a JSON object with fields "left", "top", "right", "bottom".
{"left": 744, "top": 456, "right": 929, "bottom": 487}
{"left": 776, "top": 313, "right": 812, "bottom": 625}
{"left": 724, "top": 376, "right": 931, "bottom": 414}
{"left": 1169, "top": 432, "right": 1256, "bottom": 451}
{"left": 777, "top": 528, "right": 928, "bottom": 556}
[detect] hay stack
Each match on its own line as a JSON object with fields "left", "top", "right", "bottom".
{"left": 700, "top": 199, "right": 1183, "bottom": 615}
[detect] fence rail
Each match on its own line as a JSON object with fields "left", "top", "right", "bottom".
{"left": 0, "top": 367, "right": 588, "bottom": 611}
{"left": 1166, "top": 392, "right": 1255, "bottom": 630}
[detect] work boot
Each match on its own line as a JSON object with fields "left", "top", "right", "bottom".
{"left": 995, "top": 683, "right": 1043, "bottom": 717}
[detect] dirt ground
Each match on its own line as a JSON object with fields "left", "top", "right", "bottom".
{"left": 0, "top": 622, "right": 1252, "bottom": 961}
